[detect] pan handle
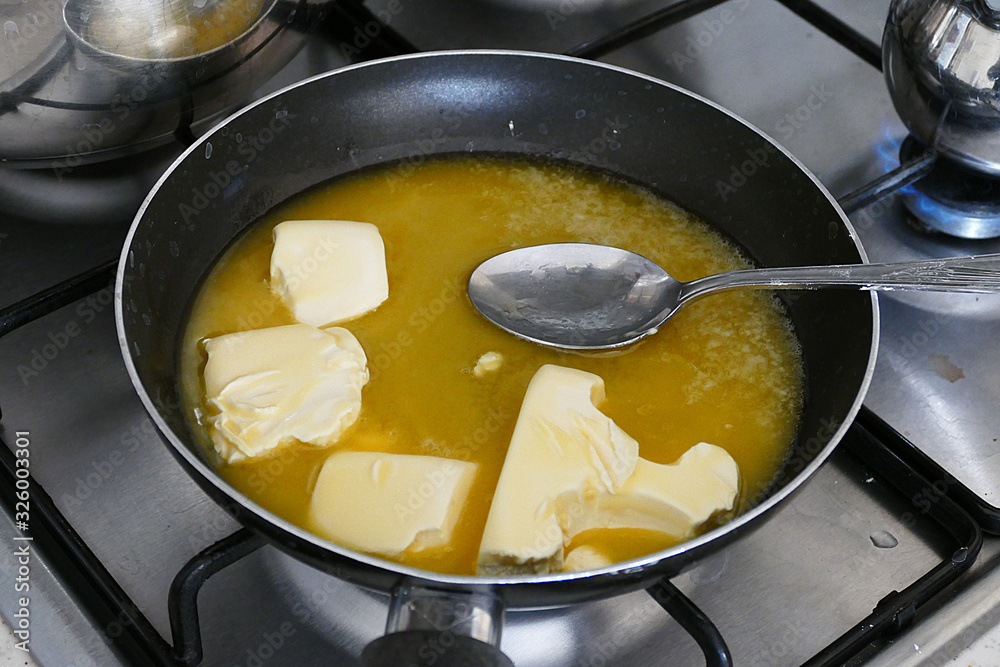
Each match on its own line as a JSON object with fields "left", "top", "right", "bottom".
{"left": 361, "top": 585, "right": 513, "bottom": 667}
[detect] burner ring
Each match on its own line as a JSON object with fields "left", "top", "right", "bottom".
{"left": 899, "top": 136, "right": 1000, "bottom": 239}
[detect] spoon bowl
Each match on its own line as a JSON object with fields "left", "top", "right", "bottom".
{"left": 468, "top": 243, "right": 1000, "bottom": 349}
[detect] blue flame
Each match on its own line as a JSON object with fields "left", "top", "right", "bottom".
{"left": 873, "top": 126, "right": 944, "bottom": 216}
{"left": 874, "top": 125, "right": 905, "bottom": 173}
{"left": 874, "top": 125, "right": 922, "bottom": 197}
{"left": 873, "top": 126, "right": 1000, "bottom": 237}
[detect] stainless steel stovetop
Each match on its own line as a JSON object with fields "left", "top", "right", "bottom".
{"left": 3, "top": 1, "right": 1000, "bottom": 665}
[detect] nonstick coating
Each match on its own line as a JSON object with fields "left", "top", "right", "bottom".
{"left": 116, "top": 51, "right": 877, "bottom": 608}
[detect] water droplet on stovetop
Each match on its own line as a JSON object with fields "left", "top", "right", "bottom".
{"left": 870, "top": 530, "right": 898, "bottom": 549}
{"left": 690, "top": 551, "right": 730, "bottom": 584}
{"left": 204, "top": 142, "right": 213, "bottom": 159}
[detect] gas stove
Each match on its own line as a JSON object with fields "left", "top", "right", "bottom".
{"left": 3, "top": 1, "right": 1000, "bottom": 666}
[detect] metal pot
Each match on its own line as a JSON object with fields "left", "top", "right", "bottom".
{"left": 115, "top": 51, "right": 878, "bottom": 663}
{"left": 883, "top": 0, "right": 1000, "bottom": 175}
{"left": 0, "top": 0, "right": 332, "bottom": 166}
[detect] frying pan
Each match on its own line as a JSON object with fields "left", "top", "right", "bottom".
{"left": 115, "top": 51, "right": 878, "bottom": 663}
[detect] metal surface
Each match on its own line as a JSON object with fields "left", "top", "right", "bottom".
{"left": 469, "top": 241, "right": 1000, "bottom": 349}
{"left": 469, "top": 242, "right": 681, "bottom": 349}
{"left": 0, "top": 0, "right": 332, "bottom": 165}
{"left": 897, "top": 136, "right": 1000, "bottom": 239}
{"left": 838, "top": 145, "right": 938, "bottom": 214}
{"left": 884, "top": 0, "right": 1000, "bottom": 178}
{"left": 361, "top": 587, "right": 512, "bottom": 667}
{"left": 0, "top": 505, "right": 126, "bottom": 667}
{"left": 2, "top": 0, "right": 1000, "bottom": 665}
{"left": 0, "top": 343, "right": 968, "bottom": 666}
{"left": 899, "top": 178, "right": 1000, "bottom": 239}
{"left": 383, "top": 587, "right": 506, "bottom": 646}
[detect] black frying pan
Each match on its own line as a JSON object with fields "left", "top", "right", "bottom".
{"left": 115, "top": 51, "right": 877, "bottom": 664}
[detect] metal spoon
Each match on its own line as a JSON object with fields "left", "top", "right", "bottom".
{"left": 468, "top": 243, "right": 1000, "bottom": 350}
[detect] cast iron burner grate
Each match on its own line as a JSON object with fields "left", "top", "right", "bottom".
{"left": 897, "top": 136, "right": 1000, "bottom": 240}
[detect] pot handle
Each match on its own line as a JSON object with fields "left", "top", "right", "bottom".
{"left": 361, "top": 585, "right": 513, "bottom": 667}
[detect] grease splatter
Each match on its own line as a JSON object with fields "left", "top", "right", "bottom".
{"left": 927, "top": 353, "right": 965, "bottom": 383}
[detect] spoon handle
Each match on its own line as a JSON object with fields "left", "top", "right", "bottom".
{"left": 679, "top": 252, "right": 1000, "bottom": 303}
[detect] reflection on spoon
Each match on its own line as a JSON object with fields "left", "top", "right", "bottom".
{"left": 468, "top": 243, "right": 1000, "bottom": 350}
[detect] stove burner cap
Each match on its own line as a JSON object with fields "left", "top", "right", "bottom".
{"left": 898, "top": 136, "right": 1000, "bottom": 239}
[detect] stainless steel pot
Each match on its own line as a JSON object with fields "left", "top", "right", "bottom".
{"left": 884, "top": 0, "right": 1000, "bottom": 175}
{"left": 0, "top": 0, "right": 332, "bottom": 166}
{"left": 115, "top": 51, "right": 878, "bottom": 663}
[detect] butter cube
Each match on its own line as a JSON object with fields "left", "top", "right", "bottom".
{"left": 310, "top": 451, "right": 478, "bottom": 556}
{"left": 562, "top": 443, "right": 740, "bottom": 543}
{"left": 203, "top": 324, "right": 368, "bottom": 463}
{"left": 477, "top": 364, "right": 740, "bottom": 575}
{"left": 270, "top": 220, "right": 389, "bottom": 326}
{"left": 477, "top": 365, "right": 639, "bottom": 574}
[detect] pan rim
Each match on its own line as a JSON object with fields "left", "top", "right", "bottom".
{"left": 114, "top": 49, "right": 880, "bottom": 592}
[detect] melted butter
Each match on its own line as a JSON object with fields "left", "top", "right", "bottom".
{"left": 84, "top": 0, "right": 267, "bottom": 59}
{"left": 179, "top": 156, "right": 804, "bottom": 575}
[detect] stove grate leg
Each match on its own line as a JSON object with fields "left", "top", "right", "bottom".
{"left": 646, "top": 578, "right": 733, "bottom": 667}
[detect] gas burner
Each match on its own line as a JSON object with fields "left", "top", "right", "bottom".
{"left": 0, "top": 143, "right": 181, "bottom": 225}
{"left": 898, "top": 135, "right": 1000, "bottom": 239}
